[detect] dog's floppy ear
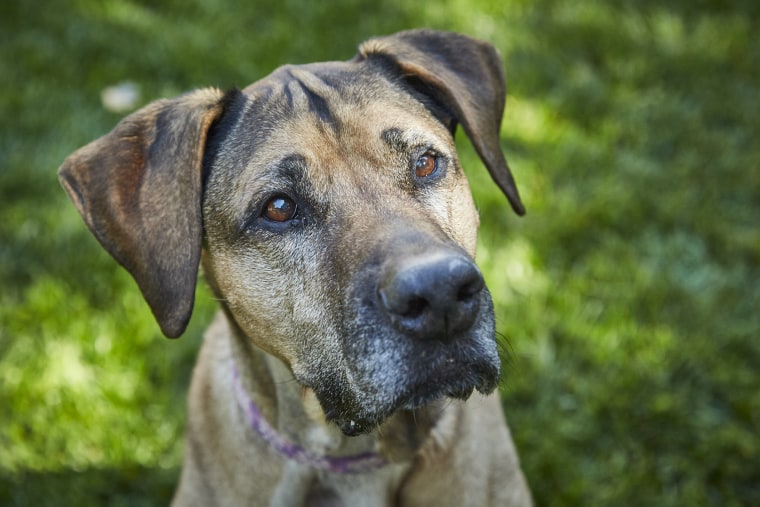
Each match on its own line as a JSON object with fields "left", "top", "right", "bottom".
{"left": 58, "top": 88, "right": 227, "bottom": 338}
{"left": 358, "top": 29, "right": 525, "bottom": 215}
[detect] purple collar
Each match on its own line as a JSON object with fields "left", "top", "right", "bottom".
{"left": 231, "top": 363, "right": 387, "bottom": 474}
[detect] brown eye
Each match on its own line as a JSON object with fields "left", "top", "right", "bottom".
{"left": 263, "top": 195, "right": 297, "bottom": 222}
{"left": 415, "top": 151, "right": 438, "bottom": 178}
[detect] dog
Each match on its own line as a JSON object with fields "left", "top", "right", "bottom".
{"left": 58, "top": 29, "right": 532, "bottom": 506}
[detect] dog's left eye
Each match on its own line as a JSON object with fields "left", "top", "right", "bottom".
{"left": 263, "top": 195, "right": 298, "bottom": 222}
{"left": 415, "top": 151, "right": 438, "bottom": 178}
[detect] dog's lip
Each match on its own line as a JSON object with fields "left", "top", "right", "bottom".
{"left": 399, "top": 385, "right": 474, "bottom": 411}
{"left": 334, "top": 386, "right": 476, "bottom": 437}
{"left": 396, "top": 366, "right": 495, "bottom": 410}
{"left": 329, "top": 360, "right": 499, "bottom": 436}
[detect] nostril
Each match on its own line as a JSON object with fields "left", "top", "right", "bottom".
{"left": 401, "top": 296, "right": 428, "bottom": 319}
{"left": 380, "top": 288, "right": 428, "bottom": 320}
{"left": 457, "top": 276, "right": 484, "bottom": 302}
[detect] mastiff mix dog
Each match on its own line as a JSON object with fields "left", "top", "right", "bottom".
{"left": 59, "top": 29, "right": 532, "bottom": 506}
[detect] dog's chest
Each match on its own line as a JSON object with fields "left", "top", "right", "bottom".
{"left": 269, "top": 460, "right": 410, "bottom": 507}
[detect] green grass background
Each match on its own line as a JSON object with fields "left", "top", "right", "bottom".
{"left": 1, "top": 0, "right": 758, "bottom": 505}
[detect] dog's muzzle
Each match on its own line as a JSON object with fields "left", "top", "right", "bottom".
{"left": 313, "top": 239, "right": 501, "bottom": 436}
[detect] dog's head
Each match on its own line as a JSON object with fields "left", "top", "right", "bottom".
{"left": 59, "top": 30, "right": 524, "bottom": 435}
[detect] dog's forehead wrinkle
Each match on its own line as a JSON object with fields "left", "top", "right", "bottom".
{"left": 248, "top": 62, "right": 373, "bottom": 120}
{"left": 283, "top": 72, "right": 340, "bottom": 131}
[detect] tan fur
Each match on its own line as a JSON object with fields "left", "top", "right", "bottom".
{"left": 58, "top": 30, "right": 532, "bottom": 506}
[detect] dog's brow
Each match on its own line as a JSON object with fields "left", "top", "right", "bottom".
{"left": 381, "top": 128, "right": 408, "bottom": 153}
{"left": 269, "top": 154, "right": 309, "bottom": 184}
{"left": 246, "top": 154, "right": 309, "bottom": 194}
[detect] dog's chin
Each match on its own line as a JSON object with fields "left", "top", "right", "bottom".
{"left": 330, "top": 372, "right": 499, "bottom": 437}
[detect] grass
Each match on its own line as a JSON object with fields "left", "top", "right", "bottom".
{"left": 2, "top": 0, "right": 759, "bottom": 505}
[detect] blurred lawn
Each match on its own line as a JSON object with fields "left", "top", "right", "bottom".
{"left": 1, "top": 0, "right": 759, "bottom": 505}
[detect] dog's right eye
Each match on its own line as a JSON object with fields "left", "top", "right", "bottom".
{"left": 263, "top": 195, "right": 298, "bottom": 222}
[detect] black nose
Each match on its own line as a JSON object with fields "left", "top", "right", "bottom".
{"left": 378, "top": 251, "right": 484, "bottom": 342}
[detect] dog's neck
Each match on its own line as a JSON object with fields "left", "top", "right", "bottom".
{"left": 230, "top": 358, "right": 388, "bottom": 474}
{"left": 225, "top": 317, "right": 391, "bottom": 470}
{"left": 224, "top": 313, "right": 458, "bottom": 471}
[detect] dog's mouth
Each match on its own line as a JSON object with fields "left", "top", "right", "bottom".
{"left": 323, "top": 358, "right": 500, "bottom": 437}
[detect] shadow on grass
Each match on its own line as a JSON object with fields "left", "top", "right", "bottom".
{"left": 0, "top": 466, "right": 178, "bottom": 507}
